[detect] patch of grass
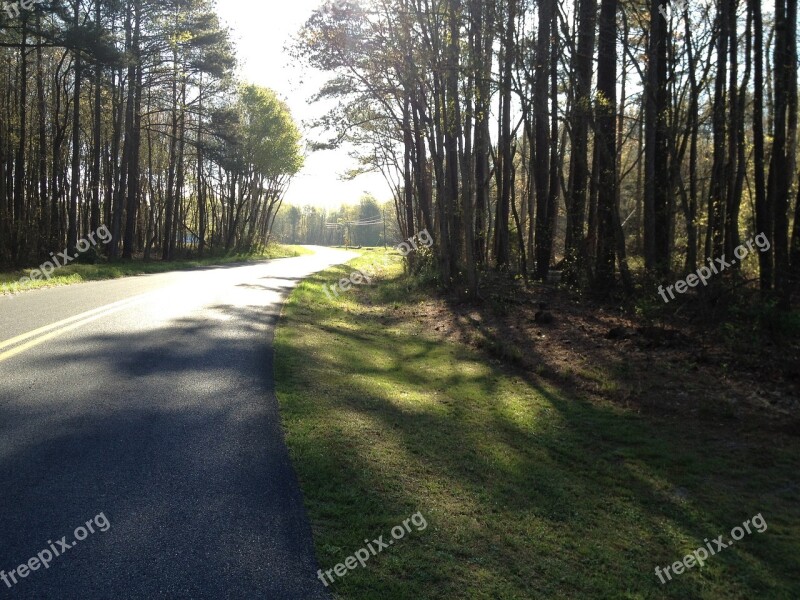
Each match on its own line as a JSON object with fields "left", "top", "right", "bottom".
{"left": 275, "top": 249, "right": 800, "bottom": 599}
{"left": 0, "top": 244, "right": 310, "bottom": 296}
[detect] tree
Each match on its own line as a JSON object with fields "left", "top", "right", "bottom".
{"left": 594, "top": 0, "right": 617, "bottom": 289}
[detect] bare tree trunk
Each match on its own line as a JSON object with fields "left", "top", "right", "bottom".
{"left": 90, "top": 0, "right": 102, "bottom": 235}
{"left": 534, "top": 0, "right": 554, "bottom": 279}
{"left": 768, "top": 0, "right": 794, "bottom": 306}
{"left": 594, "top": 0, "right": 617, "bottom": 289}
{"left": 751, "top": 0, "right": 771, "bottom": 289}
{"left": 122, "top": 0, "right": 142, "bottom": 260}
{"left": 68, "top": 14, "right": 82, "bottom": 256}
{"left": 13, "top": 18, "right": 28, "bottom": 263}
{"left": 444, "top": 0, "right": 462, "bottom": 276}
{"left": 494, "top": 0, "right": 515, "bottom": 269}
{"left": 565, "top": 0, "right": 596, "bottom": 279}
{"left": 36, "top": 12, "right": 49, "bottom": 257}
{"left": 645, "top": 0, "right": 671, "bottom": 274}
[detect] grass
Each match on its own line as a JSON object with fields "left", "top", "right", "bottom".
{"left": 275, "top": 249, "right": 800, "bottom": 599}
{"left": 0, "top": 244, "right": 311, "bottom": 296}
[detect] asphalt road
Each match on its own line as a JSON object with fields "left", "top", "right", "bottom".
{"left": 0, "top": 247, "right": 354, "bottom": 599}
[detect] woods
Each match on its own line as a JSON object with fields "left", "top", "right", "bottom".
{"left": 1, "top": 0, "right": 798, "bottom": 306}
{"left": 297, "top": 0, "right": 800, "bottom": 306}
{"left": 0, "top": 0, "right": 303, "bottom": 269}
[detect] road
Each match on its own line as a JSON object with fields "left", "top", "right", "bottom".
{"left": 0, "top": 247, "right": 353, "bottom": 599}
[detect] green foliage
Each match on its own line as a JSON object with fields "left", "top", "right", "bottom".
{"left": 237, "top": 84, "right": 304, "bottom": 178}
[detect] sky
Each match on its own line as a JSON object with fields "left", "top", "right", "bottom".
{"left": 213, "top": 0, "right": 392, "bottom": 210}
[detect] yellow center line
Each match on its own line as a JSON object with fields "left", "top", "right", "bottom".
{"left": 0, "top": 293, "right": 154, "bottom": 363}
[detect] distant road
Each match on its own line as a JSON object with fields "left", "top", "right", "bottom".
{"left": 0, "top": 247, "right": 353, "bottom": 599}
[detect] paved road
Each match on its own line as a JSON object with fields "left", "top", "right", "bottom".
{"left": 0, "top": 247, "right": 353, "bottom": 599}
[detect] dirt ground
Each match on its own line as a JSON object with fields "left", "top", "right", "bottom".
{"left": 401, "top": 276, "right": 800, "bottom": 439}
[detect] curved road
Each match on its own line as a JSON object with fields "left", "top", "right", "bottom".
{"left": 0, "top": 247, "right": 353, "bottom": 599}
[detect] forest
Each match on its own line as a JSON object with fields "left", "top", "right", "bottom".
{"left": 1, "top": 0, "right": 799, "bottom": 308}
{"left": 296, "top": 0, "right": 799, "bottom": 309}
{"left": 271, "top": 195, "right": 401, "bottom": 247}
{"left": 0, "top": 0, "right": 302, "bottom": 268}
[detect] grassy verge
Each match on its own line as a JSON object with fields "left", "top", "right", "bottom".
{"left": 275, "top": 249, "right": 799, "bottom": 599}
{"left": 0, "top": 244, "right": 311, "bottom": 296}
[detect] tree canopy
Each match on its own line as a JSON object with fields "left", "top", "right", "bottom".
{"left": 0, "top": 0, "right": 303, "bottom": 266}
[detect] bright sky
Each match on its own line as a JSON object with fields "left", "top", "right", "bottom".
{"left": 214, "top": 0, "right": 392, "bottom": 210}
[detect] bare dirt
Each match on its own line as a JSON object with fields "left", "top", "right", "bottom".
{"left": 399, "top": 277, "right": 800, "bottom": 438}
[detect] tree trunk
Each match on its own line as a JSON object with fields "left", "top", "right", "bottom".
{"left": 565, "top": 0, "right": 596, "bottom": 279}
{"left": 594, "top": 0, "right": 617, "bottom": 289}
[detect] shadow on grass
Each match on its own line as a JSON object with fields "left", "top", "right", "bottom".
{"left": 275, "top": 262, "right": 800, "bottom": 599}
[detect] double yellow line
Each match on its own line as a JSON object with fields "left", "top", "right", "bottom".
{"left": 0, "top": 294, "right": 152, "bottom": 363}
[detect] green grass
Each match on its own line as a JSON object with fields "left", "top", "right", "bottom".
{"left": 275, "top": 249, "right": 800, "bottom": 599}
{"left": 0, "top": 244, "right": 311, "bottom": 296}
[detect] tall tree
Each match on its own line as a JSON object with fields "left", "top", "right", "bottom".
{"left": 594, "top": 0, "right": 617, "bottom": 289}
